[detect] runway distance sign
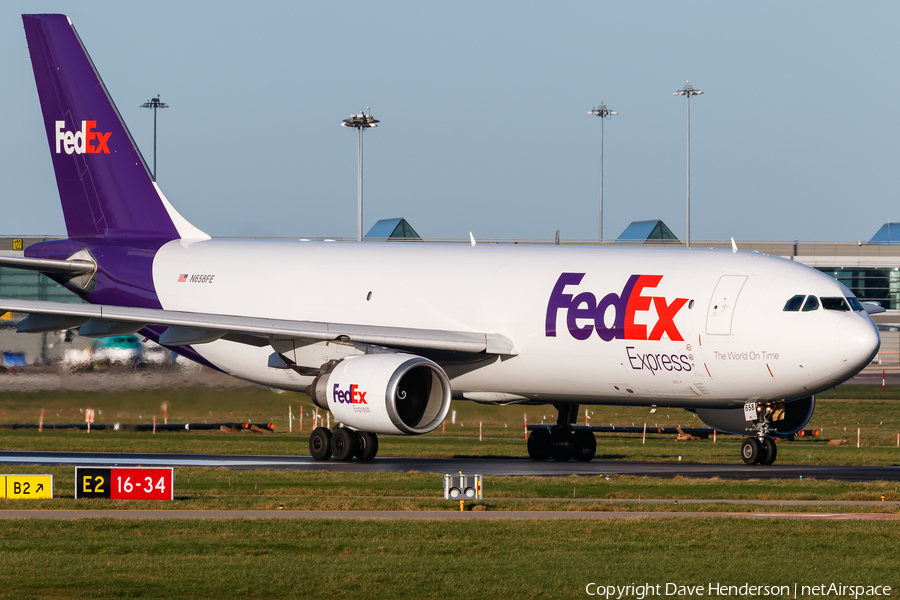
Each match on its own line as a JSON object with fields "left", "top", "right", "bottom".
{"left": 0, "top": 475, "right": 53, "bottom": 499}
{"left": 75, "top": 467, "right": 173, "bottom": 500}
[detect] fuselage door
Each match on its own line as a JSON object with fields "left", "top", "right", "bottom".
{"left": 706, "top": 275, "right": 748, "bottom": 335}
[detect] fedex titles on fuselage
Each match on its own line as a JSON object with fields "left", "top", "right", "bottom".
{"left": 54, "top": 120, "right": 111, "bottom": 155}
{"left": 546, "top": 273, "right": 692, "bottom": 375}
{"left": 546, "top": 273, "right": 688, "bottom": 342}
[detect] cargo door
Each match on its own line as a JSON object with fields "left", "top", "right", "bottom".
{"left": 706, "top": 275, "right": 747, "bottom": 335}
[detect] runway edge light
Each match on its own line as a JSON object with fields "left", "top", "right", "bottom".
{"left": 443, "top": 473, "right": 483, "bottom": 500}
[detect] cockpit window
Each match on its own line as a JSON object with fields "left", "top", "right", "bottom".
{"left": 845, "top": 296, "right": 864, "bottom": 312}
{"left": 821, "top": 297, "right": 850, "bottom": 312}
{"left": 783, "top": 295, "right": 805, "bottom": 311}
{"left": 785, "top": 295, "right": 858, "bottom": 313}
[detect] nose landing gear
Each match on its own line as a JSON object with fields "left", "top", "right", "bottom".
{"left": 741, "top": 436, "right": 778, "bottom": 465}
{"left": 761, "top": 437, "right": 777, "bottom": 464}
{"left": 741, "top": 403, "right": 779, "bottom": 465}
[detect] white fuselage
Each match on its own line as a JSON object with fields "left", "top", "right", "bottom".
{"left": 151, "top": 240, "right": 879, "bottom": 408}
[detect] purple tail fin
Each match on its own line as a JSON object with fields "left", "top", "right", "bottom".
{"left": 22, "top": 14, "right": 206, "bottom": 241}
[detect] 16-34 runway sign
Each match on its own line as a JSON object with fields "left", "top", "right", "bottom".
{"left": 75, "top": 467, "right": 173, "bottom": 500}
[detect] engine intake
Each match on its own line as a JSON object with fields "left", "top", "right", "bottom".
{"left": 309, "top": 353, "right": 452, "bottom": 436}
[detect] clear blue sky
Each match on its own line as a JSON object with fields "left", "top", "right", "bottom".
{"left": 2, "top": 1, "right": 898, "bottom": 241}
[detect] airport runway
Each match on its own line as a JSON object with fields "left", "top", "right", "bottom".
{"left": 0, "top": 509, "right": 897, "bottom": 520}
{"left": 1, "top": 450, "right": 898, "bottom": 481}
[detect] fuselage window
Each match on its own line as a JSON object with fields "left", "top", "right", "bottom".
{"left": 783, "top": 295, "right": 805, "bottom": 311}
{"left": 802, "top": 296, "right": 819, "bottom": 312}
{"left": 821, "top": 297, "right": 850, "bottom": 312}
{"left": 845, "top": 296, "right": 864, "bottom": 312}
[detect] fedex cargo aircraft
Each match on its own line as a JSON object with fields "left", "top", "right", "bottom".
{"left": 0, "top": 14, "right": 880, "bottom": 465}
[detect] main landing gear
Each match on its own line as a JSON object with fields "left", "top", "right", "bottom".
{"left": 527, "top": 404, "right": 597, "bottom": 462}
{"left": 741, "top": 436, "right": 777, "bottom": 465}
{"left": 309, "top": 426, "right": 379, "bottom": 461}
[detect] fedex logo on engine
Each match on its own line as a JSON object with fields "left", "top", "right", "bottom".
{"left": 55, "top": 121, "right": 111, "bottom": 155}
{"left": 332, "top": 384, "right": 367, "bottom": 405}
{"left": 546, "top": 273, "right": 689, "bottom": 342}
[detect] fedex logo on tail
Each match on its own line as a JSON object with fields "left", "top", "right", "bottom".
{"left": 55, "top": 121, "right": 111, "bottom": 155}
{"left": 546, "top": 273, "right": 689, "bottom": 342}
{"left": 332, "top": 384, "right": 367, "bottom": 405}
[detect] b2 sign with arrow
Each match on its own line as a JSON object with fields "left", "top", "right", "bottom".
{"left": 1, "top": 475, "right": 53, "bottom": 499}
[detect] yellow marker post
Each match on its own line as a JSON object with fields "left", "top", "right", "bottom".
{"left": 4, "top": 475, "right": 53, "bottom": 499}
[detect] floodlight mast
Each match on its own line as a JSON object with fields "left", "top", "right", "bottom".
{"left": 673, "top": 81, "right": 703, "bottom": 248}
{"left": 341, "top": 108, "right": 379, "bottom": 241}
{"left": 139, "top": 96, "right": 169, "bottom": 181}
{"left": 588, "top": 103, "right": 617, "bottom": 242}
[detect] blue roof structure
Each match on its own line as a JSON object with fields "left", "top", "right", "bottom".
{"left": 364, "top": 218, "right": 421, "bottom": 241}
{"left": 616, "top": 220, "right": 679, "bottom": 243}
{"left": 870, "top": 223, "right": 900, "bottom": 243}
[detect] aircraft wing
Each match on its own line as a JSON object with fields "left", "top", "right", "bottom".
{"left": 0, "top": 297, "right": 517, "bottom": 356}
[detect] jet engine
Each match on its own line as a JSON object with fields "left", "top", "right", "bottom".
{"left": 693, "top": 396, "right": 816, "bottom": 437}
{"left": 309, "top": 353, "right": 452, "bottom": 436}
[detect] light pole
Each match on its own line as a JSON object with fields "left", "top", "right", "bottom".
{"left": 341, "top": 108, "right": 379, "bottom": 241}
{"left": 588, "top": 103, "right": 617, "bottom": 242}
{"left": 673, "top": 81, "right": 703, "bottom": 248}
{"left": 139, "top": 96, "right": 168, "bottom": 181}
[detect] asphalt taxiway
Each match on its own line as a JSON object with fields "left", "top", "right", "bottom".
{"left": 0, "top": 451, "right": 898, "bottom": 481}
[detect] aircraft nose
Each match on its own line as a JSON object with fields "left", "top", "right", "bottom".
{"left": 834, "top": 314, "right": 880, "bottom": 371}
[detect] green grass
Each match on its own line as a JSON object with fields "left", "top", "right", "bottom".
{"left": 0, "top": 386, "right": 298, "bottom": 427}
{"left": 1, "top": 384, "right": 898, "bottom": 597}
{"left": 2, "top": 466, "right": 900, "bottom": 512}
{"left": 3, "top": 381, "right": 899, "bottom": 598}
{"left": 0, "top": 519, "right": 896, "bottom": 599}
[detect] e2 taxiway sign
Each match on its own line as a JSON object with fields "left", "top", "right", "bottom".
{"left": 75, "top": 467, "right": 173, "bottom": 500}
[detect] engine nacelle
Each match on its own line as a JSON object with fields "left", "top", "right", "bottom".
{"left": 694, "top": 396, "right": 816, "bottom": 437}
{"left": 310, "top": 353, "right": 452, "bottom": 436}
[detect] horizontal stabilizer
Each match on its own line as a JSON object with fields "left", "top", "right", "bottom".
{"left": 0, "top": 255, "right": 94, "bottom": 275}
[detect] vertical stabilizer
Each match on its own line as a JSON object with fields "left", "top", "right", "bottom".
{"left": 22, "top": 14, "right": 208, "bottom": 240}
